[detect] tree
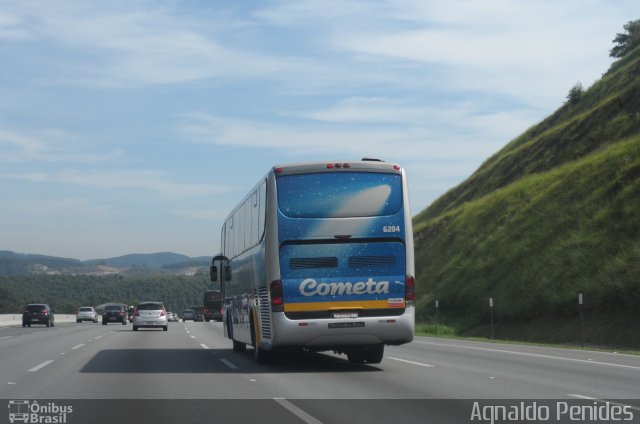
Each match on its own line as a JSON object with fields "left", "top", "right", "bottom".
{"left": 610, "top": 19, "right": 640, "bottom": 58}
{"left": 566, "top": 82, "right": 584, "bottom": 105}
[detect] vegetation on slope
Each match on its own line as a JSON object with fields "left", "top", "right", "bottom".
{"left": 413, "top": 29, "right": 640, "bottom": 348}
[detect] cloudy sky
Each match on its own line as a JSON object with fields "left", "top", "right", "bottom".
{"left": 1, "top": 0, "right": 638, "bottom": 260}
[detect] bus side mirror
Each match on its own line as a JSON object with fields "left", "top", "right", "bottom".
{"left": 224, "top": 265, "right": 232, "bottom": 281}
{"left": 210, "top": 265, "right": 218, "bottom": 282}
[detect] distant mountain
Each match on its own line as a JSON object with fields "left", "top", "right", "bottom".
{"left": 0, "top": 250, "right": 211, "bottom": 275}
{"left": 161, "top": 258, "right": 211, "bottom": 270}
{"left": 84, "top": 252, "right": 195, "bottom": 270}
{"left": 0, "top": 251, "right": 83, "bottom": 275}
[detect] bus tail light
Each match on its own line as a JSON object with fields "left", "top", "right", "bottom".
{"left": 270, "top": 279, "right": 284, "bottom": 312}
{"left": 405, "top": 275, "right": 416, "bottom": 306}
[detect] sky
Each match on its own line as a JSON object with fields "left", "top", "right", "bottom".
{"left": 1, "top": 0, "right": 638, "bottom": 260}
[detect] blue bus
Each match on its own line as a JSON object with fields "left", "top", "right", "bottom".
{"left": 211, "top": 159, "right": 415, "bottom": 364}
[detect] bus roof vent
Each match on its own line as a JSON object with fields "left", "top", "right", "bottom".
{"left": 361, "top": 157, "right": 383, "bottom": 162}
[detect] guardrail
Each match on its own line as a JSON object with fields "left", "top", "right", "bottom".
{"left": 0, "top": 314, "right": 77, "bottom": 327}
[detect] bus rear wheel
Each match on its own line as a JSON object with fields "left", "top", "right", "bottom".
{"left": 250, "top": 315, "right": 271, "bottom": 364}
{"left": 365, "top": 344, "right": 384, "bottom": 364}
{"left": 232, "top": 339, "right": 246, "bottom": 353}
{"left": 347, "top": 345, "right": 384, "bottom": 364}
{"left": 347, "top": 350, "right": 366, "bottom": 364}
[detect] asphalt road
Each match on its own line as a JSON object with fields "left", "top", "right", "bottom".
{"left": 1, "top": 321, "right": 639, "bottom": 424}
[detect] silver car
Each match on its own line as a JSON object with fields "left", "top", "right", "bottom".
{"left": 132, "top": 301, "right": 168, "bottom": 331}
{"left": 76, "top": 306, "right": 98, "bottom": 323}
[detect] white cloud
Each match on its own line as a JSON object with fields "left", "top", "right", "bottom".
{"left": 10, "top": 169, "right": 229, "bottom": 197}
{"left": 2, "top": 1, "right": 287, "bottom": 86}
{"left": 174, "top": 207, "right": 229, "bottom": 222}
{"left": 0, "top": 197, "right": 112, "bottom": 220}
{"left": 177, "top": 97, "right": 531, "bottom": 163}
{"left": 0, "top": 127, "right": 120, "bottom": 163}
{"left": 0, "top": 11, "right": 32, "bottom": 40}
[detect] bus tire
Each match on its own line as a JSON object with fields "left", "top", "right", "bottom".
{"left": 365, "top": 344, "right": 384, "bottom": 364}
{"left": 232, "top": 339, "right": 246, "bottom": 353}
{"left": 250, "top": 315, "right": 271, "bottom": 364}
{"left": 347, "top": 349, "right": 366, "bottom": 364}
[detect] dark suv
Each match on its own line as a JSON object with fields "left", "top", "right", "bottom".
{"left": 102, "top": 304, "right": 128, "bottom": 325}
{"left": 22, "top": 304, "right": 55, "bottom": 328}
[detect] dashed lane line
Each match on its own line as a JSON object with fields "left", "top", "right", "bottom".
{"left": 220, "top": 358, "right": 238, "bottom": 370}
{"left": 274, "top": 398, "right": 324, "bottom": 424}
{"left": 28, "top": 360, "right": 54, "bottom": 372}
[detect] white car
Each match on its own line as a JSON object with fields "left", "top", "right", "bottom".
{"left": 132, "top": 301, "right": 168, "bottom": 331}
{"left": 76, "top": 306, "right": 98, "bottom": 323}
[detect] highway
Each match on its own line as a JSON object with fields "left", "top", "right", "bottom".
{"left": 1, "top": 321, "right": 639, "bottom": 423}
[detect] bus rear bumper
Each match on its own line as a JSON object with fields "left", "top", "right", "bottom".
{"left": 269, "top": 309, "right": 414, "bottom": 350}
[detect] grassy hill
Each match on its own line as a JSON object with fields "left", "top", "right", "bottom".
{"left": 413, "top": 46, "right": 640, "bottom": 349}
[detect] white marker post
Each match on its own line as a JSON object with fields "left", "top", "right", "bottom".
{"left": 435, "top": 300, "right": 439, "bottom": 337}
{"left": 578, "top": 292, "right": 584, "bottom": 349}
{"left": 489, "top": 297, "right": 494, "bottom": 339}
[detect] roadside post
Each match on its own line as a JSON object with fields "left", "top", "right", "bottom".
{"left": 578, "top": 291, "right": 584, "bottom": 348}
{"left": 489, "top": 297, "right": 494, "bottom": 339}
{"left": 435, "top": 300, "right": 439, "bottom": 336}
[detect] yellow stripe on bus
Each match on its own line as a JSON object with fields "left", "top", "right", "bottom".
{"left": 284, "top": 300, "right": 404, "bottom": 312}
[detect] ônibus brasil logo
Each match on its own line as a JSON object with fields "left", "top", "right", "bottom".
{"left": 7, "top": 400, "right": 73, "bottom": 424}
{"left": 298, "top": 278, "right": 397, "bottom": 296}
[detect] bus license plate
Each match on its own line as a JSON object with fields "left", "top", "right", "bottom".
{"left": 328, "top": 322, "right": 365, "bottom": 329}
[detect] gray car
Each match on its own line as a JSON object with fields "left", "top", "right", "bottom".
{"left": 182, "top": 308, "right": 196, "bottom": 322}
{"left": 133, "top": 301, "right": 168, "bottom": 331}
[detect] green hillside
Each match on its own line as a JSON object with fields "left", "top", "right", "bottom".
{"left": 413, "top": 44, "right": 640, "bottom": 348}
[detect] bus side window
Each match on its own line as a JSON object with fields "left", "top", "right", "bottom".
{"left": 258, "top": 182, "right": 266, "bottom": 241}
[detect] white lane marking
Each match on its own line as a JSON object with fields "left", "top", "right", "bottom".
{"left": 567, "top": 394, "right": 640, "bottom": 412}
{"left": 274, "top": 398, "right": 324, "bottom": 424}
{"left": 220, "top": 358, "right": 238, "bottom": 370}
{"left": 94, "top": 336, "right": 102, "bottom": 340}
{"left": 28, "top": 360, "right": 54, "bottom": 372}
{"left": 190, "top": 335, "right": 196, "bottom": 339}
{"left": 71, "top": 344, "right": 85, "bottom": 350}
{"left": 8, "top": 382, "right": 16, "bottom": 385}
{"left": 415, "top": 341, "right": 640, "bottom": 371}
{"left": 0, "top": 336, "right": 14, "bottom": 340}
{"left": 387, "top": 356, "right": 435, "bottom": 367}
{"left": 200, "top": 344, "right": 210, "bottom": 350}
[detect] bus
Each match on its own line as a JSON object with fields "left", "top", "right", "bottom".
{"left": 203, "top": 289, "right": 223, "bottom": 321}
{"left": 210, "top": 159, "right": 415, "bottom": 364}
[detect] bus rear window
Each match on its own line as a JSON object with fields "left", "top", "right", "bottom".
{"left": 277, "top": 172, "right": 402, "bottom": 218}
